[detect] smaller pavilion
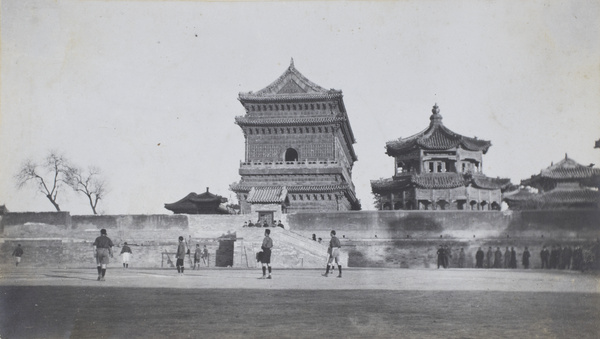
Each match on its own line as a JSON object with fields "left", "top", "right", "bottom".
{"left": 504, "top": 155, "right": 600, "bottom": 209}
{"left": 371, "top": 104, "right": 511, "bottom": 210}
{"left": 164, "top": 188, "right": 229, "bottom": 214}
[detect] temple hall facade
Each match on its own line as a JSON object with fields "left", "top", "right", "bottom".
{"left": 371, "top": 104, "right": 511, "bottom": 211}
{"left": 230, "top": 60, "right": 361, "bottom": 220}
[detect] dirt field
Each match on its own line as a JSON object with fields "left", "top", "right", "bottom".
{"left": 1, "top": 268, "right": 599, "bottom": 338}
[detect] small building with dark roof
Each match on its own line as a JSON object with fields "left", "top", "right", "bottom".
{"left": 164, "top": 188, "right": 229, "bottom": 214}
{"left": 371, "top": 104, "right": 511, "bottom": 211}
{"left": 504, "top": 155, "right": 600, "bottom": 210}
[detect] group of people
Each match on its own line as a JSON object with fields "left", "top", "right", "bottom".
{"left": 540, "top": 244, "right": 586, "bottom": 270}
{"left": 243, "top": 219, "right": 285, "bottom": 229}
{"left": 475, "top": 246, "right": 524, "bottom": 269}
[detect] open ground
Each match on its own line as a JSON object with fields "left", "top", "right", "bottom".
{"left": 1, "top": 267, "right": 599, "bottom": 338}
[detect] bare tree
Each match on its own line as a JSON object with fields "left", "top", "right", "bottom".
{"left": 64, "top": 165, "right": 107, "bottom": 215}
{"left": 15, "top": 151, "right": 70, "bottom": 211}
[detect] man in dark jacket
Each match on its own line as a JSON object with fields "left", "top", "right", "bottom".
{"left": 476, "top": 247, "right": 484, "bottom": 268}
{"left": 522, "top": 247, "right": 531, "bottom": 269}
{"left": 540, "top": 246, "right": 550, "bottom": 269}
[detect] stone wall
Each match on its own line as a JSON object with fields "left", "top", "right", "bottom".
{"left": 1, "top": 209, "right": 598, "bottom": 269}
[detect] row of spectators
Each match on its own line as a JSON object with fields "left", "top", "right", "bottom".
{"left": 437, "top": 241, "right": 600, "bottom": 270}
{"left": 243, "top": 220, "right": 285, "bottom": 228}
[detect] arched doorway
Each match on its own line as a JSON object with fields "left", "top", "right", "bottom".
{"left": 285, "top": 148, "right": 298, "bottom": 161}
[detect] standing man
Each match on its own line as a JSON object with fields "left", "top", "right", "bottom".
{"left": 540, "top": 246, "right": 550, "bottom": 269}
{"left": 458, "top": 248, "right": 465, "bottom": 268}
{"left": 475, "top": 247, "right": 484, "bottom": 268}
{"left": 176, "top": 236, "right": 186, "bottom": 275}
{"left": 12, "top": 244, "right": 24, "bottom": 267}
{"left": 522, "top": 246, "right": 531, "bottom": 269}
{"left": 202, "top": 245, "right": 209, "bottom": 266}
{"left": 486, "top": 246, "right": 493, "bottom": 269}
{"left": 322, "top": 230, "right": 342, "bottom": 278}
{"left": 260, "top": 229, "right": 273, "bottom": 279}
{"left": 503, "top": 246, "right": 511, "bottom": 269}
{"left": 509, "top": 246, "right": 517, "bottom": 268}
{"left": 193, "top": 244, "right": 202, "bottom": 270}
{"left": 93, "top": 229, "right": 114, "bottom": 281}
{"left": 494, "top": 247, "right": 502, "bottom": 268}
{"left": 120, "top": 242, "right": 132, "bottom": 269}
{"left": 436, "top": 245, "right": 445, "bottom": 269}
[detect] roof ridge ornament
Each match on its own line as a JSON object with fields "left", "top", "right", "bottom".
{"left": 429, "top": 103, "right": 443, "bottom": 123}
{"left": 290, "top": 57, "right": 294, "bottom": 68}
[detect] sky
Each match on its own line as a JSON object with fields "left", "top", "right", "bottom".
{"left": 1, "top": 0, "right": 599, "bottom": 215}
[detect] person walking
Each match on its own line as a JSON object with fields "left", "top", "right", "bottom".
{"left": 259, "top": 229, "right": 273, "bottom": 279}
{"left": 93, "top": 229, "right": 114, "bottom": 281}
{"left": 120, "top": 242, "right": 132, "bottom": 269}
{"left": 176, "top": 236, "right": 186, "bottom": 275}
{"left": 522, "top": 246, "right": 531, "bottom": 269}
{"left": 322, "top": 230, "right": 342, "bottom": 277}
{"left": 12, "top": 244, "right": 24, "bottom": 267}
{"left": 475, "top": 247, "right": 484, "bottom": 268}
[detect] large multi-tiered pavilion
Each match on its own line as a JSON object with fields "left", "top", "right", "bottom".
{"left": 504, "top": 155, "right": 600, "bottom": 209}
{"left": 371, "top": 104, "right": 511, "bottom": 211}
{"left": 230, "top": 60, "right": 360, "bottom": 220}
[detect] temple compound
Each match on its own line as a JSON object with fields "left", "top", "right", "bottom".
{"left": 504, "top": 155, "right": 600, "bottom": 209}
{"left": 371, "top": 104, "right": 511, "bottom": 211}
{"left": 164, "top": 188, "right": 229, "bottom": 214}
{"left": 230, "top": 60, "right": 360, "bottom": 220}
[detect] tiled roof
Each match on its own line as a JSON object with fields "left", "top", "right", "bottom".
{"left": 504, "top": 188, "right": 600, "bottom": 206}
{"left": 472, "top": 176, "right": 512, "bottom": 190}
{"left": 165, "top": 190, "right": 226, "bottom": 207}
{"left": 235, "top": 116, "right": 346, "bottom": 126}
{"left": 386, "top": 104, "right": 491, "bottom": 155}
{"left": 239, "top": 59, "right": 341, "bottom": 102}
{"left": 231, "top": 183, "right": 352, "bottom": 193}
{"left": 412, "top": 173, "right": 466, "bottom": 189}
{"left": 522, "top": 156, "right": 600, "bottom": 186}
{"left": 540, "top": 189, "right": 600, "bottom": 204}
{"left": 502, "top": 188, "right": 537, "bottom": 202}
{"left": 371, "top": 173, "right": 509, "bottom": 192}
{"left": 247, "top": 187, "right": 288, "bottom": 204}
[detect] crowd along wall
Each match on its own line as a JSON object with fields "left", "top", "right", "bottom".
{"left": 1, "top": 210, "right": 599, "bottom": 269}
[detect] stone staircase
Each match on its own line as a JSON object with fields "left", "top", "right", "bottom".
{"left": 235, "top": 227, "right": 348, "bottom": 268}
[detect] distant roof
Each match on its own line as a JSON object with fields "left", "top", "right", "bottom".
{"left": 246, "top": 187, "right": 288, "bottom": 204}
{"left": 503, "top": 187, "right": 600, "bottom": 208}
{"left": 385, "top": 104, "right": 492, "bottom": 156}
{"left": 164, "top": 188, "right": 228, "bottom": 214}
{"left": 238, "top": 58, "right": 342, "bottom": 102}
{"left": 522, "top": 155, "right": 600, "bottom": 186}
{"left": 371, "top": 173, "right": 511, "bottom": 192}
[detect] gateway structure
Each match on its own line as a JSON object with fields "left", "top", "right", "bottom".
{"left": 230, "top": 60, "right": 360, "bottom": 220}
{"left": 371, "top": 104, "right": 510, "bottom": 211}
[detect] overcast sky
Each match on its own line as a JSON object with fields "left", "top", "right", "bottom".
{"left": 1, "top": 0, "right": 599, "bottom": 215}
